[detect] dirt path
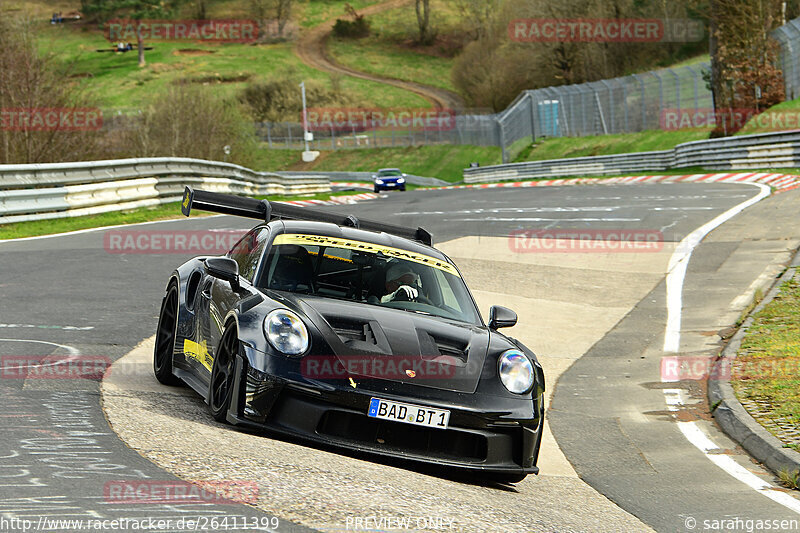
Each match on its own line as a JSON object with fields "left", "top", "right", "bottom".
{"left": 294, "top": 0, "right": 464, "bottom": 110}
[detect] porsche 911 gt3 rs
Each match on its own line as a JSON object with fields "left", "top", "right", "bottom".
{"left": 154, "top": 187, "right": 545, "bottom": 482}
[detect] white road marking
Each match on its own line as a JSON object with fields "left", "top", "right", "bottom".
{"left": 0, "top": 215, "right": 225, "bottom": 244}
{"left": 0, "top": 324, "right": 94, "bottom": 331}
{"left": 661, "top": 181, "right": 800, "bottom": 515}
{"left": 402, "top": 206, "right": 715, "bottom": 216}
{"left": 662, "top": 183, "right": 770, "bottom": 352}
{"left": 664, "top": 389, "right": 800, "bottom": 514}
{"left": 443, "top": 217, "right": 641, "bottom": 222}
{"left": 0, "top": 338, "right": 79, "bottom": 356}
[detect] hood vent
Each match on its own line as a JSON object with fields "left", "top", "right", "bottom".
{"left": 328, "top": 318, "right": 376, "bottom": 346}
{"left": 417, "top": 330, "right": 468, "bottom": 366}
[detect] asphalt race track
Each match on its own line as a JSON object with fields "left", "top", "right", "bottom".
{"left": 1, "top": 183, "right": 799, "bottom": 532}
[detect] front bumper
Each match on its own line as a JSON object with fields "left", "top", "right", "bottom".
{"left": 226, "top": 353, "right": 544, "bottom": 477}
{"left": 374, "top": 181, "right": 405, "bottom": 191}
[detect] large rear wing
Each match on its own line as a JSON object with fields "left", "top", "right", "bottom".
{"left": 181, "top": 187, "right": 433, "bottom": 246}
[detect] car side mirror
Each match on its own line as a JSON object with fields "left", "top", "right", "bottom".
{"left": 489, "top": 305, "right": 517, "bottom": 329}
{"left": 205, "top": 257, "right": 240, "bottom": 291}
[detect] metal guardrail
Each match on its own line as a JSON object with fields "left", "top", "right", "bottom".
{"left": 0, "top": 157, "right": 331, "bottom": 224}
{"left": 463, "top": 130, "right": 800, "bottom": 183}
{"left": 276, "top": 171, "right": 450, "bottom": 187}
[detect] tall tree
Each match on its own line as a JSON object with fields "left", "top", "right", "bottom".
{"left": 274, "top": 0, "right": 293, "bottom": 37}
{"left": 0, "top": 18, "right": 100, "bottom": 163}
{"left": 248, "top": 0, "right": 293, "bottom": 40}
{"left": 709, "top": 0, "right": 785, "bottom": 135}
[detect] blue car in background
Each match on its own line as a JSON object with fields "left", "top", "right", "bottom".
{"left": 373, "top": 168, "right": 407, "bottom": 193}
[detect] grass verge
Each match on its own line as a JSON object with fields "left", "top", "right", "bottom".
{"left": 514, "top": 129, "right": 713, "bottom": 162}
{"left": 251, "top": 144, "right": 503, "bottom": 182}
{"left": 0, "top": 191, "right": 360, "bottom": 240}
{"left": 731, "top": 271, "right": 800, "bottom": 453}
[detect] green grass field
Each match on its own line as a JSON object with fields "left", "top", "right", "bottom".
{"left": 39, "top": 23, "right": 427, "bottom": 112}
{"left": 295, "top": 0, "right": 383, "bottom": 28}
{"left": 250, "top": 144, "right": 502, "bottom": 181}
{"left": 327, "top": 0, "right": 461, "bottom": 93}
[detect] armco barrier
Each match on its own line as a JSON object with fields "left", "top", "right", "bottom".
{"left": 277, "top": 171, "right": 450, "bottom": 187}
{"left": 463, "top": 130, "right": 800, "bottom": 183}
{"left": 0, "top": 157, "right": 330, "bottom": 224}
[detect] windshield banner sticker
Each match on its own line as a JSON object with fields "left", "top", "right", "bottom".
{"left": 273, "top": 234, "right": 460, "bottom": 277}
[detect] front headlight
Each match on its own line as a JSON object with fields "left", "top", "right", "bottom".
{"left": 375, "top": 179, "right": 384, "bottom": 184}
{"left": 264, "top": 309, "right": 309, "bottom": 356}
{"left": 498, "top": 349, "right": 534, "bottom": 394}
{"left": 397, "top": 177, "right": 405, "bottom": 183}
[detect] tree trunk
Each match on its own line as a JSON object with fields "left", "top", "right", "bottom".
{"left": 709, "top": 0, "right": 723, "bottom": 115}
{"left": 277, "top": 0, "right": 292, "bottom": 38}
{"left": 137, "top": 24, "right": 145, "bottom": 68}
{"left": 415, "top": 0, "right": 430, "bottom": 44}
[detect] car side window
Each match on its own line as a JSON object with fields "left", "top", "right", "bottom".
{"left": 228, "top": 227, "right": 269, "bottom": 283}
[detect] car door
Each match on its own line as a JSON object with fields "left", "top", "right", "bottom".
{"left": 196, "top": 226, "right": 271, "bottom": 384}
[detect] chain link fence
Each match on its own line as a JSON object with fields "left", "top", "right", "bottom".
{"left": 773, "top": 17, "right": 800, "bottom": 100}
{"left": 259, "top": 17, "right": 800, "bottom": 164}
{"left": 495, "top": 61, "right": 713, "bottom": 161}
{"left": 254, "top": 114, "right": 502, "bottom": 150}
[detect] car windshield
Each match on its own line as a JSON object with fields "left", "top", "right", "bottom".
{"left": 257, "top": 233, "right": 481, "bottom": 325}
{"left": 378, "top": 170, "right": 402, "bottom": 176}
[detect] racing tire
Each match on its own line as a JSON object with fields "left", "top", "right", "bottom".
{"left": 209, "top": 325, "right": 239, "bottom": 423}
{"left": 153, "top": 282, "right": 182, "bottom": 386}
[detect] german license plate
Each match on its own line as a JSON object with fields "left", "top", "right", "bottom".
{"left": 367, "top": 398, "right": 450, "bottom": 429}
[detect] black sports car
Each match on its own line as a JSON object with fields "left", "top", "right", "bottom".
{"left": 154, "top": 187, "right": 545, "bottom": 482}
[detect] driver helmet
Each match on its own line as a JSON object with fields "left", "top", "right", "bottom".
{"left": 385, "top": 262, "right": 421, "bottom": 289}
